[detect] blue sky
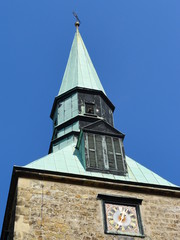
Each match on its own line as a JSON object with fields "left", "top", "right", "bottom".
{"left": 0, "top": 0, "right": 180, "bottom": 231}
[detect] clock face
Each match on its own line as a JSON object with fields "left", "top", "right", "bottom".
{"left": 105, "top": 203, "right": 140, "bottom": 235}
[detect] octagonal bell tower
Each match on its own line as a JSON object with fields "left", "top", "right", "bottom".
{"left": 49, "top": 21, "right": 127, "bottom": 176}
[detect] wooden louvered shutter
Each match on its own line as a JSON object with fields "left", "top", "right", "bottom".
{"left": 87, "top": 133, "right": 97, "bottom": 168}
{"left": 106, "top": 136, "right": 116, "bottom": 170}
{"left": 95, "top": 135, "right": 104, "bottom": 170}
{"left": 85, "top": 132, "right": 127, "bottom": 175}
{"left": 121, "top": 144, "right": 127, "bottom": 172}
{"left": 113, "top": 138, "right": 124, "bottom": 173}
{"left": 102, "top": 136, "right": 109, "bottom": 169}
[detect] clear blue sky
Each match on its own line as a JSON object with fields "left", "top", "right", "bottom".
{"left": 0, "top": 0, "right": 180, "bottom": 231}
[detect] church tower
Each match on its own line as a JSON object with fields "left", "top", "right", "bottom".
{"left": 1, "top": 20, "right": 180, "bottom": 240}
{"left": 49, "top": 21, "right": 126, "bottom": 176}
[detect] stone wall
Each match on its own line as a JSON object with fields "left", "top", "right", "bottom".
{"left": 13, "top": 177, "right": 180, "bottom": 240}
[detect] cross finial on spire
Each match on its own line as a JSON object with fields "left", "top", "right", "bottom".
{"left": 73, "top": 12, "right": 80, "bottom": 29}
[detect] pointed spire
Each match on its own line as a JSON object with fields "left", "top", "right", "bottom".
{"left": 58, "top": 22, "right": 106, "bottom": 96}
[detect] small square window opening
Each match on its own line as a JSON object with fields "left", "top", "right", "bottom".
{"left": 85, "top": 103, "right": 95, "bottom": 115}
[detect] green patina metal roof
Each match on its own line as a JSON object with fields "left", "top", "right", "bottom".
{"left": 58, "top": 28, "right": 105, "bottom": 96}
{"left": 25, "top": 142, "right": 175, "bottom": 187}
{"left": 24, "top": 26, "right": 176, "bottom": 188}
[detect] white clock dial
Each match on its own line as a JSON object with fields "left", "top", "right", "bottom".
{"left": 105, "top": 204, "right": 140, "bottom": 234}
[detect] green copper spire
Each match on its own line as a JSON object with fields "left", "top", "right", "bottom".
{"left": 24, "top": 20, "right": 177, "bottom": 188}
{"left": 58, "top": 24, "right": 106, "bottom": 96}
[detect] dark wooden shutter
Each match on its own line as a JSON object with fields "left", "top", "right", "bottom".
{"left": 84, "top": 132, "right": 127, "bottom": 175}
{"left": 102, "top": 136, "right": 109, "bottom": 169}
{"left": 87, "top": 133, "right": 96, "bottom": 168}
{"left": 113, "top": 138, "right": 124, "bottom": 173}
{"left": 106, "top": 136, "right": 116, "bottom": 170}
{"left": 95, "top": 135, "right": 104, "bottom": 169}
{"left": 121, "top": 144, "right": 127, "bottom": 172}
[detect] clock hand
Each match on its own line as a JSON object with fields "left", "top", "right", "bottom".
{"left": 119, "top": 210, "right": 126, "bottom": 225}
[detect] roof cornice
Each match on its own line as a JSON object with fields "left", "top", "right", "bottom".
{"left": 11, "top": 166, "right": 180, "bottom": 195}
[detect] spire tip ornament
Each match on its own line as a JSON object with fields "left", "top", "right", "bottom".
{"left": 73, "top": 12, "right": 81, "bottom": 29}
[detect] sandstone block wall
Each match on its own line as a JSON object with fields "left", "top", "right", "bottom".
{"left": 12, "top": 177, "right": 180, "bottom": 240}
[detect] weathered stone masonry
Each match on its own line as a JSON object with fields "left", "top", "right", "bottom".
{"left": 11, "top": 173, "right": 180, "bottom": 240}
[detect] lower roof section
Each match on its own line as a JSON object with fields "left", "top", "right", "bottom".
{"left": 25, "top": 142, "right": 176, "bottom": 188}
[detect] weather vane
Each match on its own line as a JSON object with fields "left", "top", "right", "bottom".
{"left": 73, "top": 12, "right": 81, "bottom": 27}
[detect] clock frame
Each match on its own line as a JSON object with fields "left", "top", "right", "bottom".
{"left": 97, "top": 194, "right": 144, "bottom": 238}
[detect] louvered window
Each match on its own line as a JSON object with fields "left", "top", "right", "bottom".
{"left": 87, "top": 134, "right": 96, "bottom": 168}
{"left": 85, "top": 133, "right": 127, "bottom": 175}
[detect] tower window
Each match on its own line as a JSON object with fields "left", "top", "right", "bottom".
{"left": 85, "top": 133, "right": 127, "bottom": 175}
{"left": 85, "top": 103, "right": 95, "bottom": 115}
